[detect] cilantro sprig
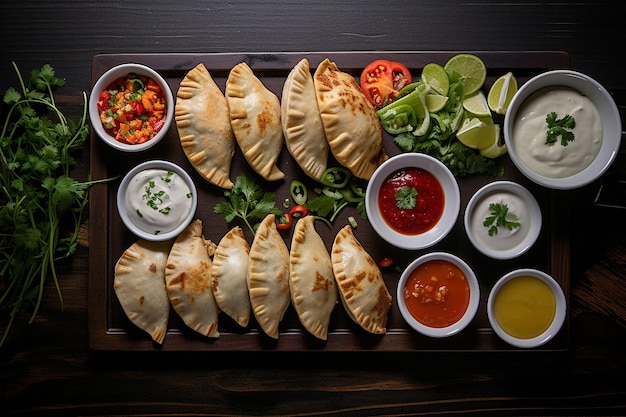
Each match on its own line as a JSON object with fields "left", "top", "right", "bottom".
{"left": 0, "top": 63, "right": 111, "bottom": 347}
{"left": 213, "top": 172, "right": 282, "bottom": 234}
{"left": 483, "top": 203, "right": 521, "bottom": 236}
{"left": 545, "top": 112, "right": 575, "bottom": 146}
{"left": 395, "top": 186, "right": 418, "bottom": 209}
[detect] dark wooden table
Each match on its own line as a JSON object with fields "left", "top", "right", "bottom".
{"left": 2, "top": 1, "right": 625, "bottom": 415}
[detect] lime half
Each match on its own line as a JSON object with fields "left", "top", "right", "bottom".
{"left": 488, "top": 72, "right": 518, "bottom": 115}
{"left": 444, "top": 54, "right": 487, "bottom": 96}
{"left": 421, "top": 63, "right": 450, "bottom": 96}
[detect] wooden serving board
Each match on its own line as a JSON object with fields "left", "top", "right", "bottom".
{"left": 88, "top": 51, "right": 570, "bottom": 352}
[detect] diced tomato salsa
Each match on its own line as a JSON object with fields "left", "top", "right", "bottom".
{"left": 97, "top": 73, "right": 167, "bottom": 145}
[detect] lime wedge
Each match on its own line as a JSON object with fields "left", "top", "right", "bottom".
{"left": 421, "top": 63, "right": 450, "bottom": 96}
{"left": 444, "top": 54, "right": 487, "bottom": 96}
{"left": 488, "top": 72, "right": 518, "bottom": 115}
{"left": 462, "top": 91, "right": 491, "bottom": 117}
{"left": 425, "top": 93, "right": 449, "bottom": 112}
{"left": 456, "top": 117, "right": 497, "bottom": 149}
{"left": 480, "top": 125, "right": 507, "bottom": 158}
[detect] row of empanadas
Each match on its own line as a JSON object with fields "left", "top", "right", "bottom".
{"left": 114, "top": 216, "right": 390, "bottom": 344}
{"left": 175, "top": 58, "right": 387, "bottom": 189}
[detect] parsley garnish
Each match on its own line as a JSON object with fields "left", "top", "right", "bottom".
{"left": 545, "top": 112, "right": 576, "bottom": 146}
{"left": 214, "top": 172, "right": 282, "bottom": 234}
{"left": 483, "top": 203, "right": 521, "bottom": 236}
{"left": 395, "top": 186, "right": 418, "bottom": 209}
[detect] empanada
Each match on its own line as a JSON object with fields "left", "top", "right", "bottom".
{"left": 247, "top": 214, "right": 290, "bottom": 339}
{"left": 165, "top": 219, "right": 220, "bottom": 338}
{"left": 331, "top": 225, "right": 391, "bottom": 334}
{"left": 281, "top": 58, "right": 329, "bottom": 180}
{"left": 211, "top": 226, "right": 251, "bottom": 327}
{"left": 226, "top": 62, "right": 285, "bottom": 181}
{"left": 313, "top": 59, "right": 388, "bottom": 180}
{"left": 114, "top": 239, "right": 173, "bottom": 344}
{"left": 289, "top": 216, "right": 337, "bottom": 340}
{"left": 175, "top": 63, "right": 235, "bottom": 189}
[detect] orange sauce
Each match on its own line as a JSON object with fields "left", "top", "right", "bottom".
{"left": 403, "top": 259, "right": 470, "bottom": 328}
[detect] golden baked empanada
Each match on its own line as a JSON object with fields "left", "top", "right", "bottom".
{"left": 331, "top": 225, "right": 391, "bottom": 334}
{"left": 313, "top": 59, "right": 388, "bottom": 180}
{"left": 175, "top": 63, "right": 235, "bottom": 189}
{"left": 114, "top": 239, "right": 173, "bottom": 344}
{"left": 289, "top": 216, "right": 337, "bottom": 340}
{"left": 165, "top": 219, "right": 220, "bottom": 338}
{"left": 226, "top": 62, "right": 285, "bottom": 181}
{"left": 281, "top": 58, "right": 329, "bottom": 180}
{"left": 211, "top": 226, "right": 251, "bottom": 327}
{"left": 247, "top": 214, "right": 290, "bottom": 339}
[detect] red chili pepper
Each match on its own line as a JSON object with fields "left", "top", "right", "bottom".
{"left": 378, "top": 257, "right": 394, "bottom": 268}
{"left": 289, "top": 204, "right": 309, "bottom": 218}
{"left": 276, "top": 213, "right": 293, "bottom": 230}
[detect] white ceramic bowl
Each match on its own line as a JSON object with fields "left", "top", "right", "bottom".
{"left": 365, "top": 153, "right": 460, "bottom": 250}
{"left": 117, "top": 160, "right": 197, "bottom": 241}
{"left": 464, "top": 181, "right": 541, "bottom": 260}
{"left": 89, "top": 63, "right": 174, "bottom": 152}
{"left": 397, "top": 252, "right": 480, "bottom": 338}
{"left": 487, "top": 268, "right": 567, "bottom": 348}
{"left": 503, "top": 70, "right": 621, "bottom": 190}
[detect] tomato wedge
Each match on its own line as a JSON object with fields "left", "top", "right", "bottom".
{"left": 360, "top": 59, "right": 412, "bottom": 108}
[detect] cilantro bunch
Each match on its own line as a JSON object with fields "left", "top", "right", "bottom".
{"left": 0, "top": 63, "right": 101, "bottom": 347}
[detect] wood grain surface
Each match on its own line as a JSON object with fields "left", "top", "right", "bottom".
{"left": 1, "top": 1, "right": 625, "bottom": 416}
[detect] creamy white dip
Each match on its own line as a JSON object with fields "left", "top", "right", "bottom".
{"left": 512, "top": 87, "right": 603, "bottom": 178}
{"left": 124, "top": 168, "right": 193, "bottom": 236}
{"left": 470, "top": 191, "right": 530, "bottom": 253}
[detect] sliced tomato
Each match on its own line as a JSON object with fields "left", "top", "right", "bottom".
{"left": 360, "top": 60, "right": 412, "bottom": 108}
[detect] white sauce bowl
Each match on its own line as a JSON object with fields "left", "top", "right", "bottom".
{"left": 464, "top": 181, "right": 541, "bottom": 260}
{"left": 503, "top": 70, "right": 621, "bottom": 190}
{"left": 117, "top": 160, "right": 197, "bottom": 241}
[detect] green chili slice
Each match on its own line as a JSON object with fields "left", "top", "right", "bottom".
{"left": 289, "top": 180, "right": 308, "bottom": 205}
{"left": 319, "top": 167, "right": 351, "bottom": 189}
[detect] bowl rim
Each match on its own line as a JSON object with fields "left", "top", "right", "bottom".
{"left": 116, "top": 159, "right": 197, "bottom": 241}
{"left": 365, "top": 153, "right": 460, "bottom": 250}
{"left": 487, "top": 268, "right": 567, "bottom": 348}
{"left": 396, "top": 252, "right": 480, "bottom": 338}
{"left": 464, "top": 180, "right": 542, "bottom": 260}
{"left": 503, "top": 69, "right": 622, "bottom": 190}
{"left": 89, "top": 63, "right": 174, "bottom": 152}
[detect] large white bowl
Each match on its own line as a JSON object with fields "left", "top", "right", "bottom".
{"left": 503, "top": 70, "right": 621, "bottom": 190}
{"left": 365, "top": 153, "right": 460, "bottom": 250}
{"left": 117, "top": 160, "right": 197, "bottom": 241}
{"left": 487, "top": 268, "right": 567, "bottom": 348}
{"left": 397, "top": 252, "right": 480, "bottom": 338}
{"left": 89, "top": 63, "right": 174, "bottom": 152}
{"left": 464, "top": 181, "right": 541, "bottom": 260}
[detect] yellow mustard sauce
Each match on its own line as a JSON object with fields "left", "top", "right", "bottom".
{"left": 493, "top": 275, "right": 556, "bottom": 339}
